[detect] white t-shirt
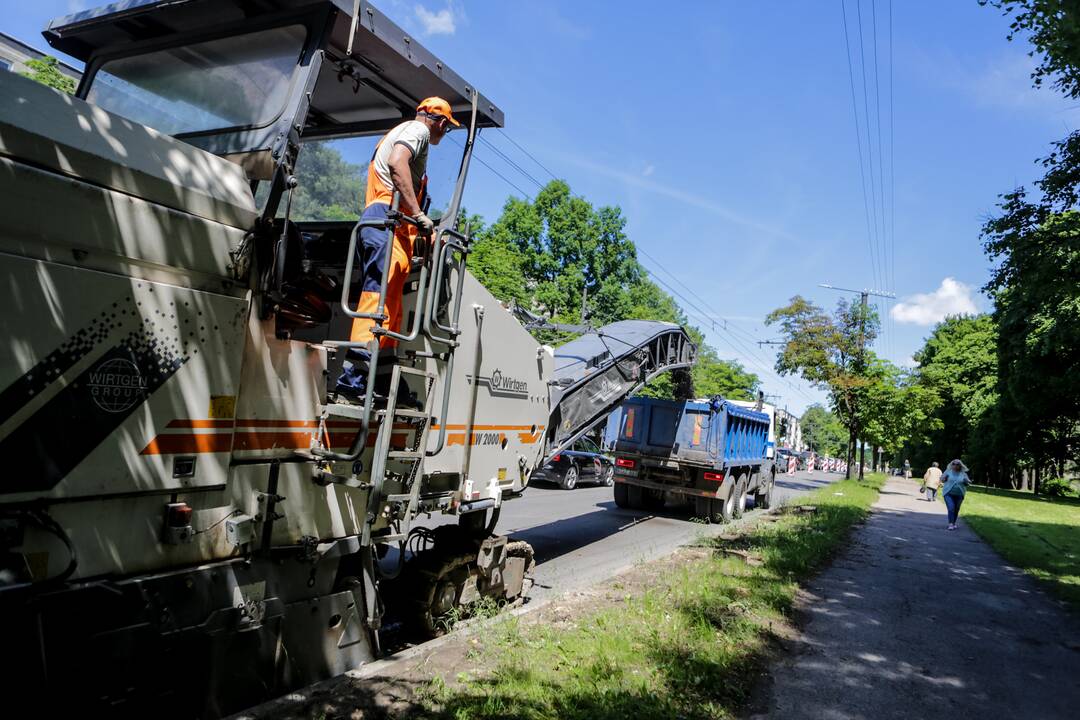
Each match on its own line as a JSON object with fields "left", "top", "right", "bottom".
{"left": 370, "top": 120, "right": 429, "bottom": 200}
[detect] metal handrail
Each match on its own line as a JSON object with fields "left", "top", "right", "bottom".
{"left": 338, "top": 194, "right": 402, "bottom": 321}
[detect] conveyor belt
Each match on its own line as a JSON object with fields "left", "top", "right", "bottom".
{"left": 546, "top": 320, "right": 696, "bottom": 457}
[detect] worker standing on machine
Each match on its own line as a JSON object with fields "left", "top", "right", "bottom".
{"left": 335, "top": 97, "right": 460, "bottom": 401}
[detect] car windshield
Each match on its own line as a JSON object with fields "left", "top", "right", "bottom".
{"left": 87, "top": 25, "right": 306, "bottom": 136}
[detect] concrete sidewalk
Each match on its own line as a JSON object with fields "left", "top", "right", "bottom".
{"left": 761, "top": 477, "right": 1080, "bottom": 720}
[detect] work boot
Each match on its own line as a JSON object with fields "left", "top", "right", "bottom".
{"left": 334, "top": 350, "right": 421, "bottom": 409}
{"left": 372, "top": 368, "right": 422, "bottom": 410}
{"left": 334, "top": 349, "right": 370, "bottom": 402}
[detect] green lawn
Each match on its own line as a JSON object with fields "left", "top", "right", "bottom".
{"left": 963, "top": 487, "right": 1080, "bottom": 610}
{"left": 422, "top": 475, "right": 885, "bottom": 720}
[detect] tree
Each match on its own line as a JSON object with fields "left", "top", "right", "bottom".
{"left": 982, "top": 203, "right": 1080, "bottom": 484}
{"left": 909, "top": 315, "right": 1000, "bottom": 479}
{"left": 858, "top": 357, "right": 942, "bottom": 471}
{"left": 19, "top": 56, "right": 75, "bottom": 94}
{"left": 479, "top": 181, "right": 641, "bottom": 327}
{"left": 471, "top": 185, "right": 759, "bottom": 403}
{"left": 289, "top": 142, "right": 365, "bottom": 221}
{"left": 766, "top": 295, "right": 878, "bottom": 479}
{"left": 801, "top": 404, "right": 847, "bottom": 457}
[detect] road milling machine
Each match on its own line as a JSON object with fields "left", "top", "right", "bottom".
{"left": 0, "top": 0, "right": 696, "bottom": 715}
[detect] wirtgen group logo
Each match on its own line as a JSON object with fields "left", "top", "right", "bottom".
{"left": 469, "top": 368, "right": 529, "bottom": 397}
{"left": 88, "top": 358, "right": 147, "bottom": 412}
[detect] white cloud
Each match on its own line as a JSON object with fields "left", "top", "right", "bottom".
{"left": 891, "top": 277, "right": 978, "bottom": 326}
{"left": 67, "top": 0, "right": 87, "bottom": 11}
{"left": 642, "top": 164, "right": 655, "bottom": 177}
{"left": 415, "top": 4, "right": 456, "bottom": 36}
{"left": 919, "top": 48, "right": 1080, "bottom": 120}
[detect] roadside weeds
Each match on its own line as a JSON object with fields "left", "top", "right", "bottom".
{"left": 419, "top": 474, "right": 885, "bottom": 720}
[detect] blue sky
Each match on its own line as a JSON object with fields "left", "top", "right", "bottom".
{"left": 5, "top": 0, "right": 1075, "bottom": 415}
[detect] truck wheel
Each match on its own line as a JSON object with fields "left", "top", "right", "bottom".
{"left": 559, "top": 464, "right": 579, "bottom": 490}
{"left": 643, "top": 488, "right": 665, "bottom": 511}
{"left": 755, "top": 472, "right": 774, "bottom": 509}
{"left": 720, "top": 486, "right": 736, "bottom": 523}
{"left": 627, "top": 485, "right": 646, "bottom": 509}
{"left": 734, "top": 477, "right": 748, "bottom": 518}
{"left": 613, "top": 482, "right": 631, "bottom": 508}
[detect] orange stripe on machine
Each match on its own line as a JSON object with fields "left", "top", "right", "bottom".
{"left": 141, "top": 419, "right": 541, "bottom": 455}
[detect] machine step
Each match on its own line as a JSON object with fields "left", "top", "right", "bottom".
{"left": 388, "top": 450, "right": 424, "bottom": 460}
{"left": 376, "top": 408, "right": 429, "bottom": 420}
{"left": 322, "top": 402, "right": 365, "bottom": 420}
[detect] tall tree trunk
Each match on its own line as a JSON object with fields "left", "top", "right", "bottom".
{"left": 858, "top": 435, "right": 866, "bottom": 481}
{"left": 1034, "top": 464, "right": 1042, "bottom": 496}
{"left": 846, "top": 423, "right": 856, "bottom": 479}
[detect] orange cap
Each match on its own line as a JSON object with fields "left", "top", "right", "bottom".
{"left": 416, "top": 97, "right": 461, "bottom": 127}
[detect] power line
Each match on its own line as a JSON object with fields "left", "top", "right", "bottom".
{"left": 468, "top": 127, "right": 819, "bottom": 404}
{"left": 478, "top": 135, "right": 546, "bottom": 190}
{"left": 643, "top": 268, "right": 817, "bottom": 403}
{"left": 496, "top": 128, "right": 561, "bottom": 182}
{"left": 649, "top": 278, "right": 817, "bottom": 403}
{"left": 871, "top": 0, "right": 891, "bottom": 359}
{"left": 841, "top": 0, "right": 882, "bottom": 317}
{"left": 448, "top": 135, "right": 533, "bottom": 201}
{"left": 632, "top": 246, "right": 799, "bottom": 380}
{"left": 855, "top": 0, "right": 884, "bottom": 303}
{"left": 888, "top": 0, "right": 897, "bottom": 362}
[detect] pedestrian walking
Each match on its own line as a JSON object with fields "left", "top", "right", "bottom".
{"left": 903, "top": 458, "right": 912, "bottom": 479}
{"left": 922, "top": 461, "right": 942, "bottom": 502}
{"left": 941, "top": 459, "right": 972, "bottom": 530}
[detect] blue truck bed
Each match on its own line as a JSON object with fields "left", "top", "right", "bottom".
{"left": 613, "top": 397, "right": 771, "bottom": 469}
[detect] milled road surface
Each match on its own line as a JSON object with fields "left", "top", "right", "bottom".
{"left": 762, "top": 477, "right": 1080, "bottom": 720}
{"left": 500, "top": 469, "right": 838, "bottom": 601}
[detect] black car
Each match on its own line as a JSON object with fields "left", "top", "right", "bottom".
{"left": 530, "top": 437, "right": 614, "bottom": 490}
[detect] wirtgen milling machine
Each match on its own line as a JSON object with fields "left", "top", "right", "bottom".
{"left": 0, "top": 0, "right": 695, "bottom": 714}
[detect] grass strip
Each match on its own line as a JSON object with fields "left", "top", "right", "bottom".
{"left": 962, "top": 486, "right": 1080, "bottom": 611}
{"left": 422, "top": 474, "right": 885, "bottom": 720}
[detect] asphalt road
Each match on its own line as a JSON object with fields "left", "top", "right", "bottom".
{"left": 498, "top": 469, "right": 842, "bottom": 601}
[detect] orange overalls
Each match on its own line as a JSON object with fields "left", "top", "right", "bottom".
{"left": 348, "top": 134, "right": 427, "bottom": 349}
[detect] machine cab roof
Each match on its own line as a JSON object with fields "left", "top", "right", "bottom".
{"left": 44, "top": 0, "right": 503, "bottom": 174}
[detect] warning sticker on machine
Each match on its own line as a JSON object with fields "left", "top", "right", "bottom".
{"left": 208, "top": 395, "right": 237, "bottom": 419}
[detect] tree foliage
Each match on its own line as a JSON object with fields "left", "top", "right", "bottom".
{"left": 20, "top": 56, "right": 75, "bottom": 94}
{"left": 470, "top": 180, "right": 759, "bottom": 402}
{"left": 858, "top": 357, "right": 942, "bottom": 466}
{"left": 908, "top": 315, "right": 999, "bottom": 474}
{"left": 801, "top": 404, "right": 847, "bottom": 457}
{"left": 290, "top": 142, "right": 365, "bottom": 221}
{"left": 982, "top": 201, "right": 1080, "bottom": 479}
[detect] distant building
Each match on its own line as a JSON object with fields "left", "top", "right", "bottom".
{"left": 775, "top": 408, "right": 802, "bottom": 450}
{"left": 0, "top": 31, "right": 81, "bottom": 82}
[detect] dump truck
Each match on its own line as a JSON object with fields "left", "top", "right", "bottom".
{"left": 0, "top": 0, "right": 696, "bottom": 715}
{"left": 610, "top": 396, "right": 776, "bottom": 521}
